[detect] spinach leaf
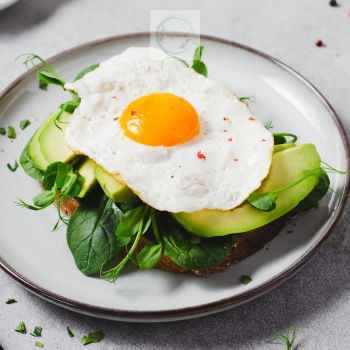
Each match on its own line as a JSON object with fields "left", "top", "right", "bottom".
{"left": 74, "top": 64, "right": 99, "bottom": 81}
{"left": 19, "top": 143, "right": 44, "bottom": 181}
{"left": 115, "top": 206, "right": 151, "bottom": 247}
{"left": 298, "top": 168, "right": 330, "bottom": 210}
{"left": 137, "top": 243, "right": 162, "bottom": 270}
{"left": 67, "top": 195, "right": 122, "bottom": 276}
{"left": 161, "top": 215, "right": 233, "bottom": 270}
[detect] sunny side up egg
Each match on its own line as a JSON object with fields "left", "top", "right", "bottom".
{"left": 64, "top": 47, "right": 273, "bottom": 213}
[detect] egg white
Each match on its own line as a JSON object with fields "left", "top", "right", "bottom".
{"left": 65, "top": 47, "right": 273, "bottom": 213}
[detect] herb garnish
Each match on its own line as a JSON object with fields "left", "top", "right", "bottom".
{"left": 35, "top": 341, "right": 44, "bottom": 348}
{"left": 7, "top": 161, "right": 19, "bottom": 172}
{"left": 15, "top": 321, "right": 27, "bottom": 334}
{"left": 264, "top": 120, "right": 273, "bottom": 130}
{"left": 6, "top": 298, "right": 17, "bottom": 304}
{"left": 239, "top": 96, "right": 250, "bottom": 103}
{"left": 74, "top": 64, "right": 99, "bottom": 81}
{"left": 270, "top": 327, "right": 297, "bottom": 350}
{"left": 67, "top": 326, "right": 75, "bottom": 337}
{"left": 30, "top": 326, "right": 43, "bottom": 337}
{"left": 191, "top": 45, "right": 208, "bottom": 77}
{"left": 20, "top": 119, "right": 31, "bottom": 130}
{"left": 81, "top": 330, "right": 105, "bottom": 346}
{"left": 0, "top": 127, "right": 5, "bottom": 135}
{"left": 273, "top": 133, "right": 298, "bottom": 145}
{"left": 7, "top": 126, "right": 16, "bottom": 139}
{"left": 240, "top": 274, "right": 252, "bottom": 285}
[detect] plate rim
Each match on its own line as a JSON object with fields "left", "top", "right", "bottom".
{"left": 0, "top": 32, "right": 349, "bottom": 322}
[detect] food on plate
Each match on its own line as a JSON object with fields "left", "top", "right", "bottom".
{"left": 18, "top": 46, "right": 331, "bottom": 281}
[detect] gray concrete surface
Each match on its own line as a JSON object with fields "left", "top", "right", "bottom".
{"left": 1, "top": 0, "right": 350, "bottom": 349}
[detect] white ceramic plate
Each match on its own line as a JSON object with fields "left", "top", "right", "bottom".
{"left": 0, "top": 33, "right": 348, "bottom": 322}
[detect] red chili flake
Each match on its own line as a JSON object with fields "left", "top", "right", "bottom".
{"left": 329, "top": 0, "right": 340, "bottom": 7}
{"left": 249, "top": 116, "right": 256, "bottom": 121}
{"left": 233, "top": 158, "right": 239, "bottom": 162}
{"left": 197, "top": 151, "right": 207, "bottom": 160}
{"left": 315, "top": 40, "right": 326, "bottom": 47}
{"left": 131, "top": 110, "right": 137, "bottom": 116}
{"left": 228, "top": 137, "right": 233, "bottom": 142}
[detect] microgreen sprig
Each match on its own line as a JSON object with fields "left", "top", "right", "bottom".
{"left": 191, "top": 45, "right": 208, "bottom": 77}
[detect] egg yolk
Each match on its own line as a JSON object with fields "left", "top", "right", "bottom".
{"left": 119, "top": 92, "right": 200, "bottom": 146}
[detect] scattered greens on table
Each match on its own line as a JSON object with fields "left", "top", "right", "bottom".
{"left": 81, "top": 330, "right": 105, "bottom": 346}
{"left": 5, "top": 298, "right": 17, "bottom": 304}
{"left": 15, "top": 321, "right": 27, "bottom": 334}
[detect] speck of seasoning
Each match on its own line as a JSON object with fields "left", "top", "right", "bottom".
{"left": 15, "top": 321, "right": 27, "bottom": 334}
{"left": 131, "top": 110, "right": 137, "bottom": 116}
{"left": 6, "top": 298, "right": 17, "bottom": 304}
{"left": 170, "top": 175, "right": 174, "bottom": 179}
{"left": 35, "top": 341, "right": 44, "bottom": 348}
{"left": 315, "top": 39, "right": 326, "bottom": 47}
{"left": 223, "top": 116, "right": 231, "bottom": 122}
{"left": 0, "top": 127, "right": 5, "bottom": 135}
{"left": 113, "top": 116, "right": 119, "bottom": 121}
{"left": 112, "top": 96, "right": 118, "bottom": 99}
{"left": 329, "top": 0, "right": 340, "bottom": 7}
{"left": 234, "top": 158, "right": 239, "bottom": 162}
{"left": 197, "top": 151, "right": 206, "bottom": 160}
{"left": 240, "top": 274, "right": 252, "bottom": 285}
{"left": 261, "top": 138, "right": 267, "bottom": 142}
{"left": 7, "top": 126, "right": 16, "bottom": 139}
{"left": 287, "top": 230, "right": 294, "bottom": 234}
{"left": 223, "top": 129, "right": 228, "bottom": 132}
{"left": 19, "top": 119, "right": 31, "bottom": 130}
{"left": 249, "top": 116, "right": 256, "bottom": 121}
{"left": 228, "top": 137, "right": 233, "bottom": 142}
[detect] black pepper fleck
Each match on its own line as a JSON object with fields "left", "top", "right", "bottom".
{"left": 316, "top": 39, "right": 326, "bottom": 47}
{"left": 329, "top": 0, "right": 340, "bottom": 7}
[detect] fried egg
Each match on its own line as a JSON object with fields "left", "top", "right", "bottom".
{"left": 65, "top": 47, "right": 273, "bottom": 212}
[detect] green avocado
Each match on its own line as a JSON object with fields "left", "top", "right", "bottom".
{"left": 172, "top": 144, "right": 321, "bottom": 237}
{"left": 77, "top": 158, "right": 97, "bottom": 198}
{"left": 28, "top": 111, "right": 76, "bottom": 171}
{"left": 39, "top": 111, "right": 76, "bottom": 165}
{"left": 95, "top": 165, "right": 136, "bottom": 203}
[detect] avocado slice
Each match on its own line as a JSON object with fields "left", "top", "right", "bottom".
{"left": 95, "top": 165, "right": 136, "bottom": 203}
{"left": 173, "top": 144, "right": 321, "bottom": 237}
{"left": 39, "top": 111, "right": 76, "bottom": 165}
{"left": 77, "top": 158, "right": 97, "bottom": 198}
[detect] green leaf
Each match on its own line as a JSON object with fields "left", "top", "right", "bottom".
{"left": 33, "top": 190, "right": 56, "bottom": 208}
{"left": 81, "top": 330, "right": 105, "bottom": 346}
{"left": 59, "top": 97, "right": 81, "bottom": 114}
{"left": 7, "top": 126, "right": 16, "bottom": 139}
{"left": 115, "top": 206, "right": 151, "bottom": 247}
{"left": 0, "top": 127, "right": 5, "bottom": 135}
{"left": 74, "top": 64, "right": 99, "bottom": 81}
{"left": 19, "top": 143, "right": 44, "bottom": 181}
{"left": 35, "top": 341, "right": 44, "bottom": 348}
{"left": 191, "top": 45, "right": 208, "bottom": 77}
{"left": 247, "top": 192, "right": 278, "bottom": 211}
{"left": 298, "top": 168, "right": 330, "bottom": 210}
{"left": 239, "top": 96, "right": 250, "bottom": 103}
{"left": 161, "top": 215, "right": 233, "bottom": 270}
{"left": 36, "top": 70, "right": 65, "bottom": 91}
{"left": 7, "top": 161, "right": 19, "bottom": 172}
{"left": 15, "top": 321, "right": 27, "bottom": 334}
{"left": 273, "top": 133, "right": 298, "bottom": 145}
{"left": 137, "top": 243, "right": 162, "bottom": 269}
{"left": 55, "top": 163, "right": 72, "bottom": 190}
{"left": 67, "top": 195, "right": 122, "bottom": 276}
{"left": 20, "top": 119, "right": 31, "bottom": 130}
{"left": 30, "top": 326, "right": 43, "bottom": 337}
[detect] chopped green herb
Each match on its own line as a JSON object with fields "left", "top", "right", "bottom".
{"left": 7, "top": 126, "right": 16, "bottom": 139}
{"left": 273, "top": 133, "right": 297, "bottom": 145}
{"left": 240, "top": 274, "right": 252, "bottom": 285}
{"left": 264, "top": 120, "right": 273, "bottom": 130}
{"left": 0, "top": 127, "right": 5, "bottom": 135}
{"left": 15, "top": 321, "right": 27, "bottom": 334}
{"left": 270, "top": 327, "right": 297, "bottom": 350}
{"left": 239, "top": 96, "right": 250, "bottom": 103}
{"left": 74, "top": 64, "right": 99, "bottom": 81}
{"left": 6, "top": 298, "right": 17, "bottom": 304}
{"left": 35, "top": 341, "right": 44, "bottom": 348}
{"left": 67, "top": 326, "right": 75, "bottom": 337}
{"left": 7, "top": 161, "right": 19, "bottom": 172}
{"left": 30, "top": 326, "right": 43, "bottom": 337}
{"left": 20, "top": 119, "right": 31, "bottom": 130}
{"left": 81, "top": 330, "right": 105, "bottom": 346}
